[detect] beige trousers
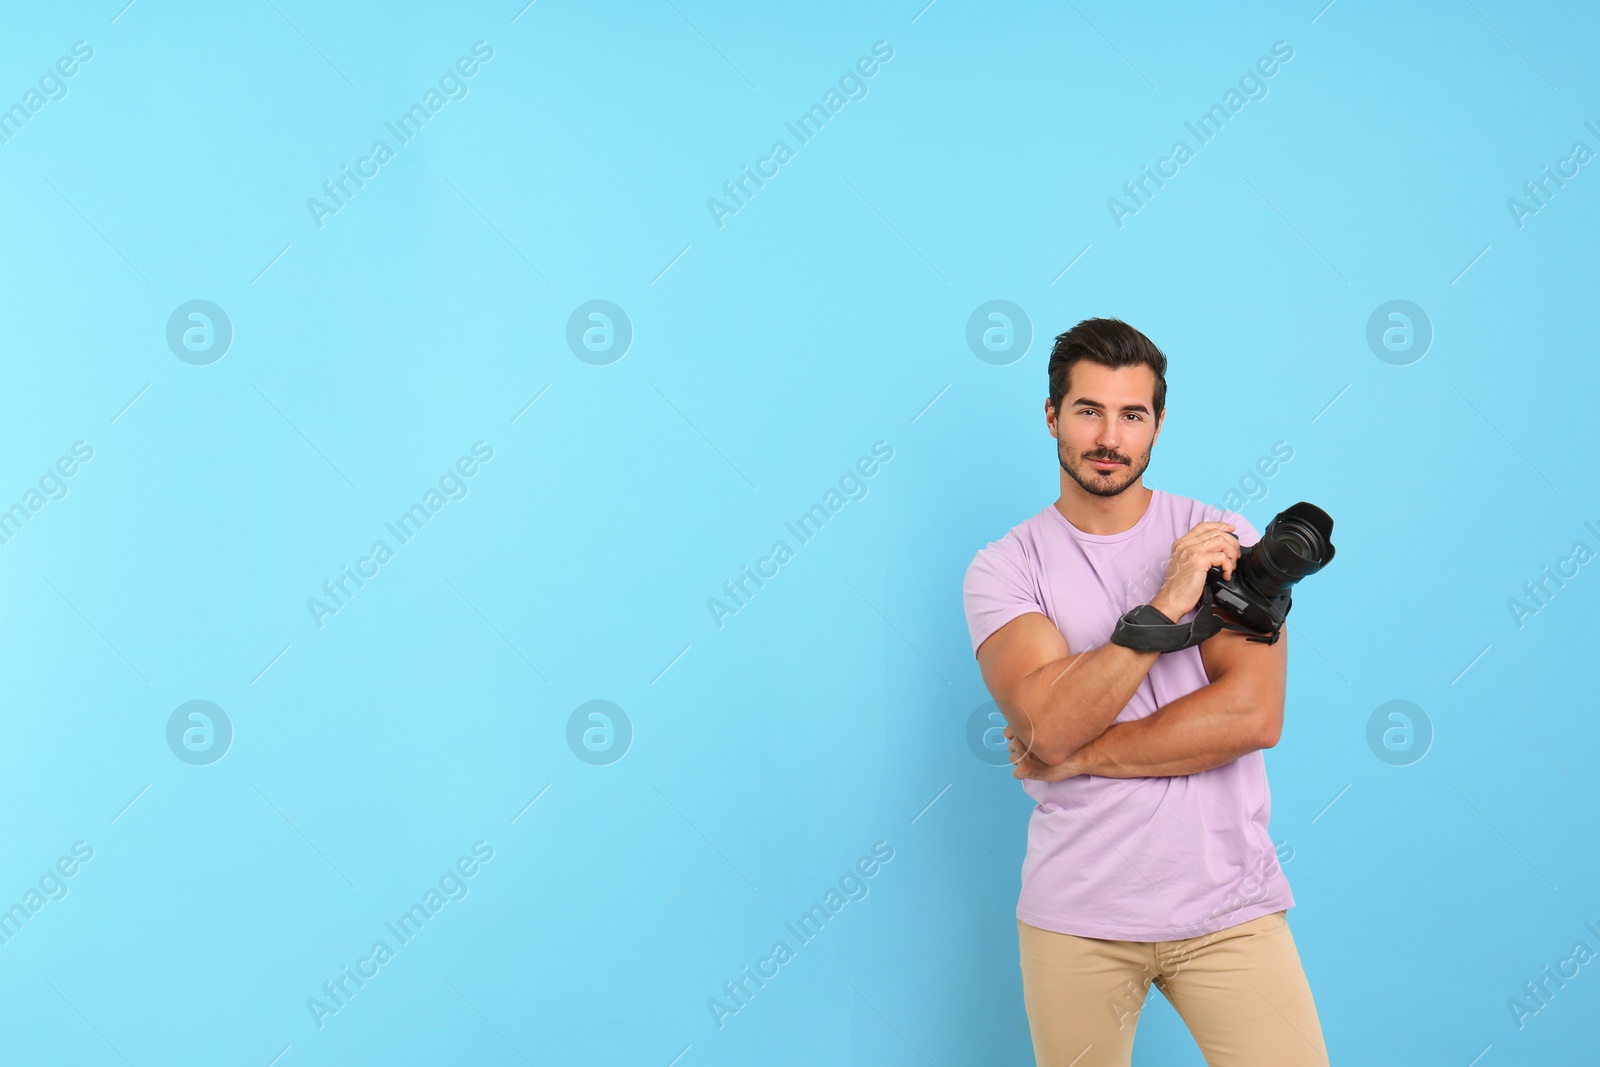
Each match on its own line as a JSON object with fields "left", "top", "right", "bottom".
{"left": 1017, "top": 910, "right": 1330, "bottom": 1066}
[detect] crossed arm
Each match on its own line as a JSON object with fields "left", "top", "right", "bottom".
{"left": 978, "top": 612, "right": 1287, "bottom": 780}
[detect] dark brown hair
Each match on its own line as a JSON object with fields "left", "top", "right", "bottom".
{"left": 1046, "top": 317, "right": 1168, "bottom": 419}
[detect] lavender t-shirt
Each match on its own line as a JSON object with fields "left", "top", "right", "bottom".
{"left": 962, "top": 488, "right": 1294, "bottom": 941}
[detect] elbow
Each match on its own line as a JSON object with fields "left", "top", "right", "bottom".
{"left": 1018, "top": 731, "right": 1067, "bottom": 767}
{"left": 1012, "top": 719, "right": 1069, "bottom": 766}
{"left": 1003, "top": 691, "right": 1077, "bottom": 766}
{"left": 1255, "top": 703, "right": 1284, "bottom": 750}
{"left": 1028, "top": 723, "right": 1089, "bottom": 767}
{"left": 1031, "top": 741, "right": 1073, "bottom": 767}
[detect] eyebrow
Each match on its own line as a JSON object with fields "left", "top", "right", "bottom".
{"left": 1070, "top": 396, "right": 1151, "bottom": 415}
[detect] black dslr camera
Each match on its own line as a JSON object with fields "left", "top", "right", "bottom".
{"left": 1203, "top": 502, "right": 1337, "bottom": 645}
{"left": 1110, "top": 501, "right": 1337, "bottom": 653}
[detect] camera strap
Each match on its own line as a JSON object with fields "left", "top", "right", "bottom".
{"left": 1109, "top": 585, "right": 1287, "bottom": 653}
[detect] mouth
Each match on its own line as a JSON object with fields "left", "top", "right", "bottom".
{"left": 1088, "top": 458, "right": 1123, "bottom": 471}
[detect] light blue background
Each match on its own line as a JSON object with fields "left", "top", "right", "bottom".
{"left": 1, "top": 1, "right": 1596, "bottom": 1064}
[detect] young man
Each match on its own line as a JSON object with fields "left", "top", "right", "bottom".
{"left": 961, "top": 318, "right": 1330, "bottom": 1066}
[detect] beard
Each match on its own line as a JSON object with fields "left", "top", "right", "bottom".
{"left": 1058, "top": 440, "right": 1152, "bottom": 498}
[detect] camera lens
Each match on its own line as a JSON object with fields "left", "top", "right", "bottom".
{"left": 1237, "top": 503, "right": 1335, "bottom": 601}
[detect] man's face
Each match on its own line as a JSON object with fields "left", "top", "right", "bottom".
{"left": 1048, "top": 362, "right": 1162, "bottom": 498}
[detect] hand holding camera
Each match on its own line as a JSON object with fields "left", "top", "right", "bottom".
{"left": 1150, "top": 521, "right": 1241, "bottom": 621}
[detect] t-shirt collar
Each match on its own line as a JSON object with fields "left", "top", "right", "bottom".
{"left": 1045, "top": 488, "right": 1161, "bottom": 545}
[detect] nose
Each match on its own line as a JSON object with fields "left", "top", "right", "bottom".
{"left": 1096, "top": 420, "right": 1122, "bottom": 453}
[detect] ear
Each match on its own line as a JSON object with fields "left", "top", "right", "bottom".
{"left": 1045, "top": 397, "right": 1058, "bottom": 437}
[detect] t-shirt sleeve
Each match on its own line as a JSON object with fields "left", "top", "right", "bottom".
{"left": 1202, "top": 502, "right": 1263, "bottom": 550}
{"left": 962, "top": 535, "right": 1048, "bottom": 656}
{"left": 1223, "top": 510, "right": 1262, "bottom": 550}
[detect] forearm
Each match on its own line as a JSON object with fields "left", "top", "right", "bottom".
{"left": 1071, "top": 675, "right": 1272, "bottom": 778}
{"left": 1018, "top": 639, "right": 1162, "bottom": 764}
{"left": 1019, "top": 594, "right": 1204, "bottom": 764}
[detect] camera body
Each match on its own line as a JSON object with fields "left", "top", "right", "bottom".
{"left": 1205, "top": 572, "right": 1294, "bottom": 638}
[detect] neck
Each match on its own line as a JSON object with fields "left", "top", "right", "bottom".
{"left": 1054, "top": 481, "right": 1152, "bottom": 536}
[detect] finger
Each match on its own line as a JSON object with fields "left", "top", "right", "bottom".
{"left": 1191, "top": 530, "right": 1236, "bottom": 551}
